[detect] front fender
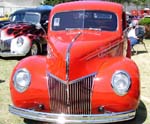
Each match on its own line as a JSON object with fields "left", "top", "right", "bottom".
{"left": 10, "top": 56, "right": 50, "bottom": 111}
{"left": 11, "top": 36, "right": 31, "bottom": 54}
{"left": 92, "top": 57, "right": 140, "bottom": 113}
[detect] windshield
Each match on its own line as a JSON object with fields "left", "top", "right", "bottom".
{"left": 52, "top": 10, "right": 117, "bottom": 31}
{"left": 10, "top": 12, "right": 40, "bottom": 25}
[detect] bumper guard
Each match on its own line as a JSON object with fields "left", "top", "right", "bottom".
{"left": 9, "top": 105, "right": 136, "bottom": 123}
{"left": 0, "top": 52, "right": 26, "bottom": 57}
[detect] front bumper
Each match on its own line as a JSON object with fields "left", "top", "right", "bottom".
{"left": 9, "top": 105, "right": 136, "bottom": 123}
{"left": 0, "top": 51, "right": 26, "bottom": 57}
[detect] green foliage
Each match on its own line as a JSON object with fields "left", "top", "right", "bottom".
{"left": 42, "top": 0, "right": 147, "bottom": 6}
{"left": 138, "top": 17, "right": 150, "bottom": 38}
{"left": 139, "top": 17, "right": 150, "bottom": 25}
{"left": 112, "top": 0, "right": 146, "bottom": 4}
{"left": 41, "top": 0, "right": 74, "bottom": 6}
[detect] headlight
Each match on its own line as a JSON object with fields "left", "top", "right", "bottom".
{"left": 13, "top": 68, "right": 31, "bottom": 93}
{"left": 111, "top": 70, "right": 131, "bottom": 96}
{"left": 16, "top": 37, "right": 24, "bottom": 47}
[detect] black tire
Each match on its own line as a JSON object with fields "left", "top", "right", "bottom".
{"left": 24, "top": 119, "right": 52, "bottom": 124}
{"left": 28, "top": 42, "right": 40, "bottom": 56}
{"left": 24, "top": 119, "right": 40, "bottom": 124}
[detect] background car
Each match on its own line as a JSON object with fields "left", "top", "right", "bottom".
{"left": 0, "top": 5, "right": 53, "bottom": 57}
{"left": 0, "top": 20, "right": 10, "bottom": 28}
{"left": 0, "top": 14, "right": 10, "bottom": 28}
{"left": 9, "top": 1, "right": 140, "bottom": 124}
{"left": 0, "top": 15, "right": 9, "bottom": 21}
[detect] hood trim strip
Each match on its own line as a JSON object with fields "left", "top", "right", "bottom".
{"left": 65, "top": 31, "right": 82, "bottom": 81}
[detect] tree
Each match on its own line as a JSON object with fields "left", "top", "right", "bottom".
{"left": 112, "top": 0, "right": 146, "bottom": 5}
{"left": 41, "top": 0, "right": 74, "bottom": 6}
{"left": 111, "top": 0, "right": 147, "bottom": 10}
{"left": 111, "top": 0, "right": 128, "bottom": 3}
{"left": 42, "top": 0, "right": 148, "bottom": 8}
{"left": 132, "top": 0, "right": 146, "bottom": 6}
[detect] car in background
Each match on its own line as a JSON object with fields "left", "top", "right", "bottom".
{"left": 9, "top": 1, "right": 140, "bottom": 124}
{"left": 0, "top": 14, "right": 10, "bottom": 28}
{"left": 0, "top": 15, "right": 9, "bottom": 21}
{"left": 0, "top": 5, "right": 53, "bottom": 57}
{"left": 0, "top": 20, "right": 10, "bottom": 28}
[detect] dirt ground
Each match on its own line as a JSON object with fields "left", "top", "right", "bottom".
{"left": 128, "top": 39, "right": 150, "bottom": 124}
{"left": 111, "top": 39, "right": 150, "bottom": 124}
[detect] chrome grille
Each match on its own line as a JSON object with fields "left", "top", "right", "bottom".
{"left": 48, "top": 73, "right": 96, "bottom": 114}
{"left": 0, "top": 39, "right": 11, "bottom": 51}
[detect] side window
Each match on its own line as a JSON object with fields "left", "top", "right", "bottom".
{"left": 122, "top": 12, "right": 127, "bottom": 31}
{"left": 41, "top": 12, "right": 50, "bottom": 31}
{"left": 41, "top": 12, "right": 50, "bottom": 22}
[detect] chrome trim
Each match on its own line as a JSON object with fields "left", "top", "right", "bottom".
{"left": 47, "top": 72, "right": 96, "bottom": 114}
{"left": 13, "top": 68, "right": 31, "bottom": 93}
{"left": 0, "top": 51, "right": 26, "bottom": 57}
{"left": 65, "top": 32, "right": 81, "bottom": 81}
{"left": 47, "top": 72, "right": 96, "bottom": 84}
{"left": 111, "top": 70, "right": 131, "bottom": 96}
{"left": 9, "top": 105, "right": 136, "bottom": 123}
{"left": 0, "top": 39, "right": 11, "bottom": 51}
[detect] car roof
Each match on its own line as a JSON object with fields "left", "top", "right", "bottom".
{"left": 11, "top": 5, "right": 53, "bottom": 15}
{"left": 51, "top": 1, "right": 123, "bottom": 14}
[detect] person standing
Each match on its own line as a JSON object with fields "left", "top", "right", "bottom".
{"left": 127, "top": 22, "right": 139, "bottom": 47}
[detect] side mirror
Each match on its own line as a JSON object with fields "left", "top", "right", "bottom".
{"left": 36, "top": 23, "right": 42, "bottom": 29}
{"left": 43, "top": 20, "right": 49, "bottom": 25}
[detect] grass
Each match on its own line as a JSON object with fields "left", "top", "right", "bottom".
{"left": 0, "top": 40, "right": 150, "bottom": 124}
{"left": 0, "top": 58, "right": 23, "bottom": 124}
{"left": 131, "top": 39, "right": 150, "bottom": 124}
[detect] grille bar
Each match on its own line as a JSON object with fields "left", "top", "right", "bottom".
{"left": 0, "top": 39, "right": 11, "bottom": 51}
{"left": 48, "top": 73, "right": 96, "bottom": 114}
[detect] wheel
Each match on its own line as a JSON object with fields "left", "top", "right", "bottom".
{"left": 29, "top": 42, "right": 40, "bottom": 56}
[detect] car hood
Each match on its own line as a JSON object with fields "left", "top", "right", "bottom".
{"left": 48, "top": 30, "right": 122, "bottom": 60}
{"left": 47, "top": 30, "right": 123, "bottom": 81}
{"left": 0, "top": 23, "right": 36, "bottom": 40}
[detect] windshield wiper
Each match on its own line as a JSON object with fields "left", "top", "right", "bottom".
{"left": 65, "top": 28, "right": 81, "bottom": 31}
{"left": 87, "top": 28, "right": 101, "bottom": 31}
{"left": 65, "top": 27, "right": 101, "bottom": 31}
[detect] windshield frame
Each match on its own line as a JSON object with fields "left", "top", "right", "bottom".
{"left": 51, "top": 10, "right": 118, "bottom": 32}
{"left": 10, "top": 12, "right": 41, "bottom": 25}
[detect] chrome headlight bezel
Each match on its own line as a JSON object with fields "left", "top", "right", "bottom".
{"left": 13, "top": 68, "right": 31, "bottom": 93}
{"left": 16, "top": 37, "right": 24, "bottom": 47}
{"left": 111, "top": 70, "right": 131, "bottom": 96}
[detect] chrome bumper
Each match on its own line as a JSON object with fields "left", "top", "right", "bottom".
{"left": 0, "top": 52, "right": 26, "bottom": 57}
{"left": 9, "top": 105, "right": 136, "bottom": 123}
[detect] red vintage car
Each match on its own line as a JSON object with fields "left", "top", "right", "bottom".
{"left": 9, "top": 1, "right": 140, "bottom": 124}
